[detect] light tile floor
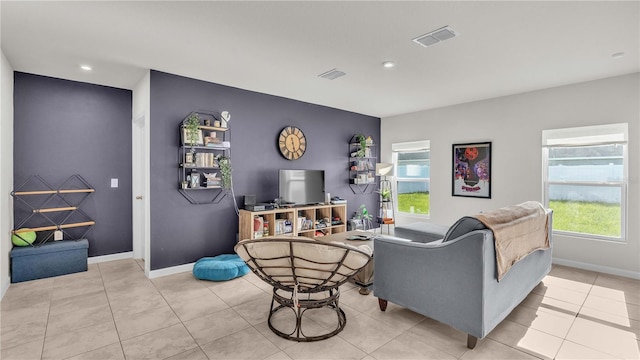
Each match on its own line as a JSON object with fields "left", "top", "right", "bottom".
{"left": 1, "top": 258, "right": 639, "bottom": 359}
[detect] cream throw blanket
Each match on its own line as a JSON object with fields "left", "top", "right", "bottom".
{"left": 474, "top": 201, "right": 550, "bottom": 281}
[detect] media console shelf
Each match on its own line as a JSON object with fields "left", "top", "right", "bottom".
{"left": 239, "top": 203, "right": 347, "bottom": 241}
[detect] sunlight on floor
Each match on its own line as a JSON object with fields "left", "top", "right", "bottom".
{"left": 516, "top": 328, "right": 563, "bottom": 359}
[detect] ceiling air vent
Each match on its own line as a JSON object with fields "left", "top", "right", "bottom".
{"left": 412, "top": 26, "right": 457, "bottom": 48}
{"left": 318, "top": 68, "right": 346, "bottom": 80}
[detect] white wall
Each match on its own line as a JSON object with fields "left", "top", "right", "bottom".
{"left": 1, "top": 50, "right": 15, "bottom": 298}
{"left": 381, "top": 73, "right": 640, "bottom": 278}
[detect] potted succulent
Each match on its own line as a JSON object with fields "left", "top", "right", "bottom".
{"left": 379, "top": 188, "right": 391, "bottom": 202}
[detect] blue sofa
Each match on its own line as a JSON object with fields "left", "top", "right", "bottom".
{"left": 374, "top": 212, "right": 552, "bottom": 349}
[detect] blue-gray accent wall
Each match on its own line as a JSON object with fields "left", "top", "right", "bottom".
{"left": 12, "top": 70, "right": 379, "bottom": 270}
{"left": 13, "top": 72, "right": 133, "bottom": 257}
{"left": 150, "top": 70, "right": 380, "bottom": 270}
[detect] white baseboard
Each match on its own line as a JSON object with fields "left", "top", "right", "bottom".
{"left": 87, "top": 252, "right": 193, "bottom": 280}
{"left": 148, "top": 262, "right": 194, "bottom": 279}
{"left": 553, "top": 257, "right": 640, "bottom": 280}
{"left": 88, "top": 251, "right": 133, "bottom": 264}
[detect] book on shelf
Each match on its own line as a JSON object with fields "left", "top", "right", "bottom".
{"left": 274, "top": 219, "right": 285, "bottom": 235}
{"left": 274, "top": 219, "right": 293, "bottom": 235}
{"left": 302, "top": 219, "right": 313, "bottom": 230}
{"left": 283, "top": 220, "right": 293, "bottom": 233}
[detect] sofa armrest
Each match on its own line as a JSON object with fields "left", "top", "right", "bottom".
{"left": 373, "top": 230, "right": 496, "bottom": 338}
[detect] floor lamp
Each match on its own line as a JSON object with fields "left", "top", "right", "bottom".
{"left": 375, "top": 163, "right": 394, "bottom": 234}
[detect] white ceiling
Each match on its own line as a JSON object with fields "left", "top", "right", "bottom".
{"left": 2, "top": 1, "right": 638, "bottom": 118}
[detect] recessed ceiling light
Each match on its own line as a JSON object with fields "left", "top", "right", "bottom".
{"left": 382, "top": 61, "right": 395, "bottom": 68}
{"left": 612, "top": 52, "right": 625, "bottom": 59}
{"left": 80, "top": 65, "right": 92, "bottom": 71}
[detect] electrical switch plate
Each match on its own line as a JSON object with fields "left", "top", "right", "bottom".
{"left": 111, "top": 178, "right": 118, "bottom": 188}
{"left": 54, "top": 230, "right": 63, "bottom": 241}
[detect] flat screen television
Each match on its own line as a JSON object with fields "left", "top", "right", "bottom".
{"left": 279, "top": 169, "right": 325, "bottom": 206}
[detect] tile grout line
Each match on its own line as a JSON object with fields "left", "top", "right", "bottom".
{"left": 40, "top": 280, "right": 55, "bottom": 360}
{"left": 552, "top": 273, "right": 592, "bottom": 359}
{"left": 96, "top": 262, "right": 128, "bottom": 360}
{"left": 148, "top": 268, "right": 213, "bottom": 359}
{"left": 549, "top": 270, "right": 595, "bottom": 360}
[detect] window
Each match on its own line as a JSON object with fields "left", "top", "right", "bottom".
{"left": 392, "top": 141, "right": 430, "bottom": 216}
{"left": 542, "top": 124, "right": 627, "bottom": 240}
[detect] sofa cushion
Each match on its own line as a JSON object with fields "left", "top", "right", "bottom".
{"left": 235, "top": 238, "right": 371, "bottom": 287}
{"left": 394, "top": 223, "right": 449, "bottom": 243}
{"left": 442, "top": 216, "right": 486, "bottom": 242}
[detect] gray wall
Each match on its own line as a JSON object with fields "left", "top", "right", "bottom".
{"left": 13, "top": 72, "right": 133, "bottom": 257}
{"left": 150, "top": 70, "right": 380, "bottom": 270}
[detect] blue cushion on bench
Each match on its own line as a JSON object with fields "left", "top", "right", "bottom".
{"left": 193, "top": 254, "right": 250, "bottom": 281}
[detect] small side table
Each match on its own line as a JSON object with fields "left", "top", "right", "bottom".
{"left": 315, "top": 230, "right": 375, "bottom": 295}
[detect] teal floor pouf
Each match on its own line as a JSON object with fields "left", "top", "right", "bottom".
{"left": 193, "top": 254, "right": 250, "bottom": 281}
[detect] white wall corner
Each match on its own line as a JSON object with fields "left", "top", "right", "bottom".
{"left": 132, "top": 70, "right": 151, "bottom": 277}
{"left": 0, "top": 50, "right": 15, "bottom": 299}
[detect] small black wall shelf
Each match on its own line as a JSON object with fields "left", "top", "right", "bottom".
{"left": 348, "top": 134, "right": 376, "bottom": 195}
{"left": 178, "top": 111, "right": 231, "bottom": 205}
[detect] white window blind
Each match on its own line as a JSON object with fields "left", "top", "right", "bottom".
{"left": 542, "top": 123, "right": 628, "bottom": 147}
{"left": 392, "top": 140, "right": 430, "bottom": 152}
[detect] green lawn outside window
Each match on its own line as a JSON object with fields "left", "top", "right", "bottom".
{"left": 548, "top": 200, "right": 621, "bottom": 238}
{"left": 397, "top": 192, "right": 429, "bottom": 215}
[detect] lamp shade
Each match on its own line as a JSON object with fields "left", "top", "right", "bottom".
{"left": 375, "top": 163, "right": 393, "bottom": 176}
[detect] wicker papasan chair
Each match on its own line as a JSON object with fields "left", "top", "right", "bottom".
{"left": 234, "top": 236, "right": 372, "bottom": 342}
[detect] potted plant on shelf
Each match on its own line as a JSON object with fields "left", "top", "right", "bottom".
{"left": 355, "top": 204, "right": 373, "bottom": 230}
{"left": 184, "top": 113, "right": 201, "bottom": 146}
{"left": 355, "top": 134, "right": 368, "bottom": 158}
{"left": 378, "top": 187, "right": 391, "bottom": 202}
{"left": 218, "top": 155, "right": 232, "bottom": 189}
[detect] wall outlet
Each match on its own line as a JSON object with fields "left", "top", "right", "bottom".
{"left": 111, "top": 178, "right": 118, "bottom": 188}
{"left": 54, "top": 230, "right": 63, "bottom": 241}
